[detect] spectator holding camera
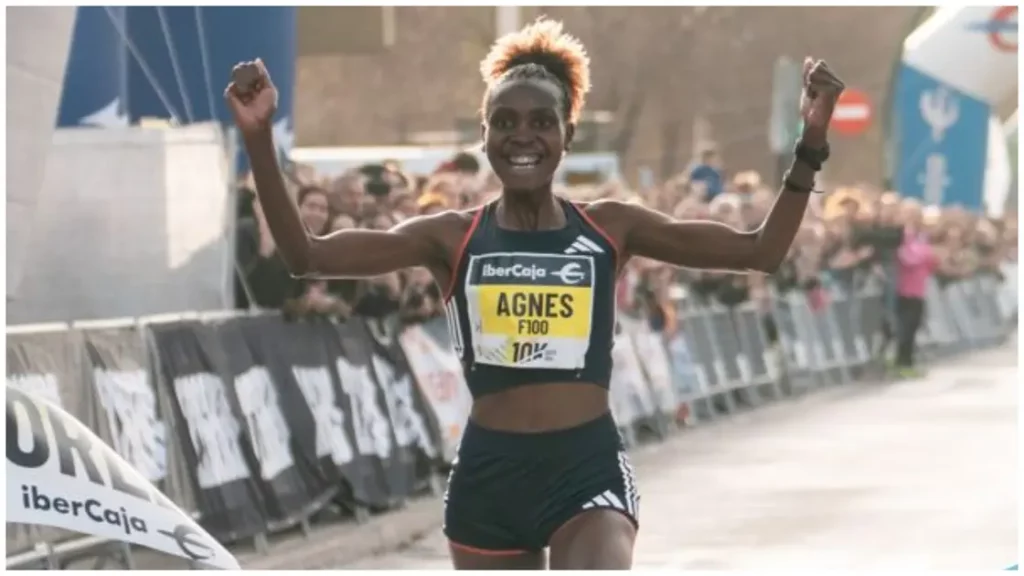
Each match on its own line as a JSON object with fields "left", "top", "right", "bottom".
{"left": 854, "top": 193, "right": 905, "bottom": 296}
{"left": 353, "top": 164, "right": 393, "bottom": 218}
{"left": 235, "top": 180, "right": 300, "bottom": 310}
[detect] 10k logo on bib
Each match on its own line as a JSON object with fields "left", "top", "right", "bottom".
{"left": 464, "top": 252, "right": 595, "bottom": 370}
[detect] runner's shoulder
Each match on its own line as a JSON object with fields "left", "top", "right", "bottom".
{"left": 575, "top": 198, "right": 646, "bottom": 218}
{"left": 393, "top": 207, "right": 479, "bottom": 260}
{"left": 572, "top": 199, "right": 643, "bottom": 245}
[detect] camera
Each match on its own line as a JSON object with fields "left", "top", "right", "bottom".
{"left": 365, "top": 177, "right": 391, "bottom": 197}
{"left": 358, "top": 163, "right": 392, "bottom": 197}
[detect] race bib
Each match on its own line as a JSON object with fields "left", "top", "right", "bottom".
{"left": 465, "top": 252, "right": 594, "bottom": 370}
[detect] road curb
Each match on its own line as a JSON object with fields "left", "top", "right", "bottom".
{"left": 237, "top": 496, "right": 444, "bottom": 570}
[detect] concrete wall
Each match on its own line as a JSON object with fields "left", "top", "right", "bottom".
{"left": 6, "top": 7, "right": 77, "bottom": 298}
{"left": 8, "top": 124, "right": 233, "bottom": 325}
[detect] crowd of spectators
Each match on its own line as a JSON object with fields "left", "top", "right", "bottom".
{"left": 234, "top": 152, "right": 488, "bottom": 323}
{"left": 234, "top": 148, "right": 1018, "bottom": 371}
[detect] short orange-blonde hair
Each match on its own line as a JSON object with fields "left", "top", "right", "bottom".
{"left": 479, "top": 17, "right": 591, "bottom": 124}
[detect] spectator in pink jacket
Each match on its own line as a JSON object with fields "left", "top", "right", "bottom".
{"left": 894, "top": 202, "right": 938, "bottom": 376}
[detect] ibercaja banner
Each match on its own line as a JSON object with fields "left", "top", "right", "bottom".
{"left": 5, "top": 385, "right": 240, "bottom": 570}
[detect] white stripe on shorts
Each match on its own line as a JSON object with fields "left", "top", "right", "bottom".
{"left": 582, "top": 489, "right": 624, "bottom": 512}
{"left": 617, "top": 451, "right": 639, "bottom": 519}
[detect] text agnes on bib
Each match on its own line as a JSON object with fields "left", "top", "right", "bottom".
{"left": 465, "top": 253, "right": 595, "bottom": 369}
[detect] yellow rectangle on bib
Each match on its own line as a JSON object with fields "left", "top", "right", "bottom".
{"left": 477, "top": 285, "right": 592, "bottom": 339}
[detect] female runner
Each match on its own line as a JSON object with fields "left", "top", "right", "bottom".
{"left": 225, "top": 17, "right": 845, "bottom": 570}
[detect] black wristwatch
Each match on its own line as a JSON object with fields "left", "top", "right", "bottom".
{"left": 794, "top": 140, "right": 830, "bottom": 172}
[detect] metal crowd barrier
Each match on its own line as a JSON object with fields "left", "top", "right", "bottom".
{"left": 611, "top": 270, "right": 1015, "bottom": 447}
{"left": 917, "top": 271, "right": 1016, "bottom": 360}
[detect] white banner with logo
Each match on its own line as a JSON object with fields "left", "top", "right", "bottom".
{"left": 399, "top": 320, "right": 473, "bottom": 463}
{"left": 619, "top": 316, "right": 678, "bottom": 417}
{"left": 609, "top": 323, "right": 656, "bottom": 427}
{"left": 6, "top": 385, "right": 240, "bottom": 570}
{"left": 902, "top": 6, "right": 1017, "bottom": 104}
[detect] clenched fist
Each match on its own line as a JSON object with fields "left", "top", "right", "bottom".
{"left": 224, "top": 59, "right": 278, "bottom": 137}
{"left": 799, "top": 57, "right": 845, "bottom": 146}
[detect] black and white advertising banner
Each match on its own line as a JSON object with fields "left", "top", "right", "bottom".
{"left": 230, "top": 316, "right": 350, "bottom": 501}
{"left": 7, "top": 329, "right": 96, "bottom": 554}
{"left": 363, "top": 318, "right": 442, "bottom": 466}
{"left": 335, "top": 319, "right": 422, "bottom": 504}
{"left": 6, "top": 385, "right": 240, "bottom": 570}
{"left": 81, "top": 327, "right": 168, "bottom": 487}
{"left": 7, "top": 330, "right": 81, "bottom": 415}
{"left": 314, "top": 320, "right": 392, "bottom": 507}
{"left": 148, "top": 321, "right": 268, "bottom": 542}
{"left": 398, "top": 317, "right": 472, "bottom": 464}
{"left": 213, "top": 316, "right": 327, "bottom": 527}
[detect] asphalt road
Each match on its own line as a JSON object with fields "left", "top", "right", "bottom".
{"left": 344, "top": 340, "right": 1019, "bottom": 570}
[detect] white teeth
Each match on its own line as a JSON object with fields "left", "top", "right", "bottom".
{"left": 509, "top": 155, "right": 540, "bottom": 166}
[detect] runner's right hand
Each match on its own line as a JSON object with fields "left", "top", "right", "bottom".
{"left": 224, "top": 59, "right": 278, "bottom": 137}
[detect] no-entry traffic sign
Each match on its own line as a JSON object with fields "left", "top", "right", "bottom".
{"left": 831, "top": 89, "right": 873, "bottom": 136}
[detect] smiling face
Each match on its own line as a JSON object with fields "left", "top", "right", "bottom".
{"left": 483, "top": 78, "right": 574, "bottom": 192}
{"left": 298, "top": 189, "right": 330, "bottom": 234}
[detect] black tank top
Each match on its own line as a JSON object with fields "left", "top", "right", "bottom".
{"left": 444, "top": 198, "right": 618, "bottom": 399}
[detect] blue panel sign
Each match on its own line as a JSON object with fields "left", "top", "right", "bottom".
{"left": 57, "top": 7, "right": 129, "bottom": 128}
{"left": 199, "top": 7, "right": 296, "bottom": 173}
{"left": 123, "top": 7, "right": 295, "bottom": 172}
{"left": 124, "top": 7, "right": 294, "bottom": 126}
{"left": 893, "top": 63, "right": 990, "bottom": 210}
{"left": 123, "top": 6, "right": 202, "bottom": 124}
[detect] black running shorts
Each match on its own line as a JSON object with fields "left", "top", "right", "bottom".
{"left": 443, "top": 412, "right": 640, "bottom": 554}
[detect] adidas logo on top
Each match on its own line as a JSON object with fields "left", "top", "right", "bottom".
{"left": 564, "top": 235, "right": 604, "bottom": 255}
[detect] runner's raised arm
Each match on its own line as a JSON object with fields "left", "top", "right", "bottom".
{"left": 225, "top": 59, "right": 464, "bottom": 281}
{"left": 586, "top": 58, "right": 844, "bottom": 275}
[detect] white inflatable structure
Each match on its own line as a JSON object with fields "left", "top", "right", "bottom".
{"left": 892, "top": 6, "right": 1017, "bottom": 213}
{"left": 903, "top": 6, "right": 1017, "bottom": 104}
